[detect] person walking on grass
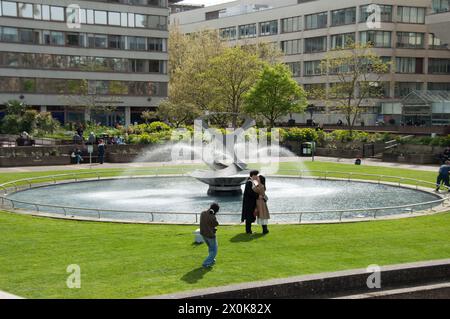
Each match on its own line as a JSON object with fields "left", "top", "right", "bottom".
{"left": 253, "top": 175, "right": 270, "bottom": 234}
{"left": 436, "top": 160, "right": 450, "bottom": 192}
{"left": 200, "top": 203, "right": 220, "bottom": 268}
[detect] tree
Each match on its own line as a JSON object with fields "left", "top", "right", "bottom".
{"left": 244, "top": 63, "right": 308, "bottom": 129}
{"left": 141, "top": 110, "right": 157, "bottom": 124}
{"left": 35, "top": 112, "right": 60, "bottom": 134}
{"left": 0, "top": 100, "right": 37, "bottom": 134}
{"left": 157, "top": 100, "right": 201, "bottom": 128}
{"left": 319, "top": 42, "right": 390, "bottom": 134}
{"left": 206, "top": 47, "right": 264, "bottom": 127}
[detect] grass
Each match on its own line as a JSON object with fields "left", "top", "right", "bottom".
{"left": 0, "top": 160, "right": 448, "bottom": 298}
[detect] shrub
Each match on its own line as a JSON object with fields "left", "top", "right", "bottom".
{"left": 285, "top": 128, "right": 318, "bottom": 142}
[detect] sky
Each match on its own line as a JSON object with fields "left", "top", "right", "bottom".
{"left": 179, "top": 0, "right": 236, "bottom": 7}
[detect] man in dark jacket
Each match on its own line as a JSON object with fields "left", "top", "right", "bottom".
{"left": 241, "top": 170, "right": 259, "bottom": 234}
{"left": 200, "top": 203, "right": 220, "bottom": 268}
{"left": 436, "top": 160, "right": 450, "bottom": 191}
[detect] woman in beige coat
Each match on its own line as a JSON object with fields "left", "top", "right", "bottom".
{"left": 252, "top": 175, "right": 270, "bottom": 234}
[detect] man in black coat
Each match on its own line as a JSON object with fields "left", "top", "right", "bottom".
{"left": 241, "top": 170, "right": 259, "bottom": 234}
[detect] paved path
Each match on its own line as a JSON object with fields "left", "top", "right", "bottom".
{"left": 0, "top": 156, "right": 439, "bottom": 173}
{"left": 0, "top": 290, "right": 22, "bottom": 299}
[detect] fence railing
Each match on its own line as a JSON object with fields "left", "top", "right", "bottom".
{"left": 0, "top": 168, "right": 448, "bottom": 225}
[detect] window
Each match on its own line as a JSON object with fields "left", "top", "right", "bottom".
{"left": 43, "top": 31, "right": 64, "bottom": 45}
{"left": 432, "top": 0, "right": 450, "bottom": 13}
{"left": 395, "top": 82, "right": 422, "bottom": 97}
{"left": 397, "top": 6, "right": 425, "bottom": 24}
{"left": 127, "top": 36, "right": 146, "bottom": 50}
{"left": 330, "top": 33, "right": 355, "bottom": 49}
{"left": 66, "top": 33, "right": 81, "bottom": 47}
{"left": 135, "top": 14, "right": 146, "bottom": 28}
{"left": 360, "top": 31, "right": 391, "bottom": 48}
{"left": 305, "top": 12, "right": 327, "bottom": 30}
{"left": 148, "top": 37, "right": 165, "bottom": 51}
{"left": 128, "top": 13, "right": 135, "bottom": 27}
{"left": 331, "top": 7, "right": 356, "bottom": 26}
{"left": 66, "top": 6, "right": 79, "bottom": 25}
{"left": 428, "top": 82, "right": 450, "bottom": 91}
{"left": 94, "top": 34, "right": 107, "bottom": 48}
{"left": 304, "top": 36, "right": 327, "bottom": 53}
{"left": 429, "top": 59, "right": 450, "bottom": 74}
{"left": 95, "top": 10, "right": 107, "bottom": 24}
{"left": 238, "top": 24, "right": 257, "bottom": 39}
{"left": 2, "top": 1, "right": 17, "bottom": 17}
{"left": 281, "top": 39, "right": 301, "bottom": 55}
{"left": 42, "top": 5, "right": 50, "bottom": 20}
{"left": 108, "top": 35, "right": 124, "bottom": 49}
{"left": 281, "top": 16, "right": 301, "bottom": 33}
{"left": 429, "top": 34, "right": 448, "bottom": 50}
{"left": 304, "top": 60, "right": 323, "bottom": 76}
{"left": 360, "top": 4, "right": 392, "bottom": 23}
{"left": 396, "top": 32, "right": 424, "bottom": 49}
{"left": 33, "top": 4, "right": 41, "bottom": 19}
{"left": 18, "top": 3, "right": 33, "bottom": 18}
{"left": 50, "top": 6, "right": 65, "bottom": 21}
{"left": 286, "top": 62, "right": 301, "bottom": 77}
{"left": 259, "top": 20, "right": 278, "bottom": 36}
{"left": 395, "top": 57, "right": 424, "bottom": 74}
{"left": 108, "top": 12, "right": 121, "bottom": 26}
{"left": 1, "top": 27, "right": 19, "bottom": 42}
{"left": 121, "top": 12, "right": 127, "bottom": 27}
{"left": 219, "top": 27, "right": 236, "bottom": 40}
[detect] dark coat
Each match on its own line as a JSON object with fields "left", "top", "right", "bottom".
{"left": 241, "top": 179, "right": 257, "bottom": 223}
{"left": 200, "top": 209, "right": 219, "bottom": 239}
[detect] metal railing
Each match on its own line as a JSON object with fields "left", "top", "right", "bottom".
{"left": 0, "top": 168, "right": 448, "bottom": 225}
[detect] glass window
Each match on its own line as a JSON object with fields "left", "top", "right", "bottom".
{"left": 219, "top": 27, "right": 236, "bottom": 40}
{"left": 286, "top": 62, "right": 301, "bottom": 77}
{"left": 281, "top": 39, "right": 301, "bottom": 55}
{"left": 428, "top": 59, "right": 450, "bottom": 74}
{"left": 108, "top": 12, "right": 121, "bottom": 26}
{"left": 33, "top": 4, "right": 42, "bottom": 19}
{"left": 42, "top": 5, "right": 50, "bottom": 20}
{"left": 51, "top": 31, "right": 65, "bottom": 45}
{"left": 147, "top": 15, "right": 160, "bottom": 29}
{"left": 66, "top": 33, "right": 81, "bottom": 46}
{"left": 395, "top": 57, "right": 423, "bottom": 74}
{"left": 128, "top": 13, "right": 135, "bottom": 27}
{"left": 238, "top": 23, "right": 257, "bottom": 39}
{"left": 87, "top": 9, "right": 94, "bottom": 24}
{"left": 396, "top": 32, "right": 424, "bottom": 49}
{"left": 95, "top": 10, "right": 107, "bottom": 24}
{"left": 19, "top": 28, "right": 34, "bottom": 43}
{"left": 121, "top": 12, "right": 127, "bottom": 27}
{"left": 331, "top": 7, "right": 356, "bottom": 26}
{"left": 432, "top": 0, "right": 450, "bottom": 13}
{"left": 259, "top": 20, "right": 278, "bottom": 36}
{"left": 304, "top": 36, "right": 327, "bottom": 53}
{"left": 108, "top": 35, "right": 124, "bottom": 49}
{"left": 305, "top": 12, "right": 327, "bottom": 30}
{"left": 95, "top": 34, "right": 107, "bottom": 48}
{"left": 304, "top": 60, "right": 323, "bottom": 76}
{"left": 18, "top": 3, "right": 33, "bottom": 18}
{"left": 2, "top": 27, "right": 19, "bottom": 42}
{"left": 397, "top": 6, "right": 426, "bottom": 24}
{"left": 395, "top": 82, "right": 422, "bottom": 97}
{"left": 360, "top": 31, "right": 391, "bottom": 48}
{"left": 281, "top": 16, "right": 301, "bottom": 33}
{"left": 50, "top": 6, "right": 65, "bottom": 21}
{"left": 360, "top": 4, "right": 393, "bottom": 23}
{"left": 66, "top": 7, "right": 79, "bottom": 25}
{"left": 2, "top": 1, "right": 17, "bottom": 17}
{"left": 331, "top": 33, "right": 355, "bottom": 49}
{"left": 429, "top": 33, "right": 448, "bottom": 50}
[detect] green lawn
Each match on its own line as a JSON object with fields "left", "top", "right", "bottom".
{"left": 0, "top": 161, "right": 448, "bottom": 299}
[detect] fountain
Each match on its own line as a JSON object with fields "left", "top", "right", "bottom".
{"left": 190, "top": 113, "right": 256, "bottom": 196}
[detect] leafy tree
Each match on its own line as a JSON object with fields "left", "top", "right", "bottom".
{"left": 141, "top": 110, "right": 157, "bottom": 124}
{"left": 206, "top": 47, "right": 264, "bottom": 127}
{"left": 319, "top": 42, "right": 390, "bottom": 134}
{"left": 157, "top": 100, "right": 200, "bottom": 128}
{"left": 35, "top": 112, "right": 60, "bottom": 134}
{"left": 244, "top": 63, "right": 308, "bottom": 129}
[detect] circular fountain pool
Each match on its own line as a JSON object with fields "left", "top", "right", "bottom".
{"left": 4, "top": 176, "right": 443, "bottom": 224}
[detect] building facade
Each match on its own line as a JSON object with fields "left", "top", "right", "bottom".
{"left": 0, "top": 0, "right": 170, "bottom": 126}
{"left": 171, "top": 0, "right": 450, "bottom": 126}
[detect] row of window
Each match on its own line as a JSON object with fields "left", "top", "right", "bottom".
{"left": 285, "top": 58, "right": 450, "bottom": 77}
{"left": 0, "top": 26, "right": 167, "bottom": 52}
{"left": 280, "top": 31, "right": 447, "bottom": 55}
{"left": 432, "top": 0, "right": 450, "bottom": 13}
{"left": 0, "top": 52, "right": 167, "bottom": 74}
{"left": 219, "top": 5, "right": 428, "bottom": 39}
{"left": 87, "top": 0, "right": 168, "bottom": 8}
{"left": 0, "top": 77, "right": 168, "bottom": 96}
{"left": 0, "top": 1, "right": 168, "bottom": 30}
{"left": 301, "top": 82, "right": 450, "bottom": 99}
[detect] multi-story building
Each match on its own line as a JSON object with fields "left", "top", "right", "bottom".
{"left": 0, "top": 0, "right": 170, "bottom": 126}
{"left": 171, "top": 0, "right": 450, "bottom": 126}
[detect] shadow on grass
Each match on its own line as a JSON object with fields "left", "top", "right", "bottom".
{"left": 181, "top": 267, "right": 212, "bottom": 284}
{"left": 229, "top": 233, "right": 265, "bottom": 243}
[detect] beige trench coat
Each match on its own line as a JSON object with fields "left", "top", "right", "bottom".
{"left": 252, "top": 183, "right": 270, "bottom": 220}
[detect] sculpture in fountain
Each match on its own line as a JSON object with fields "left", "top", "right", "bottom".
{"left": 190, "top": 114, "right": 256, "bottom": 196}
